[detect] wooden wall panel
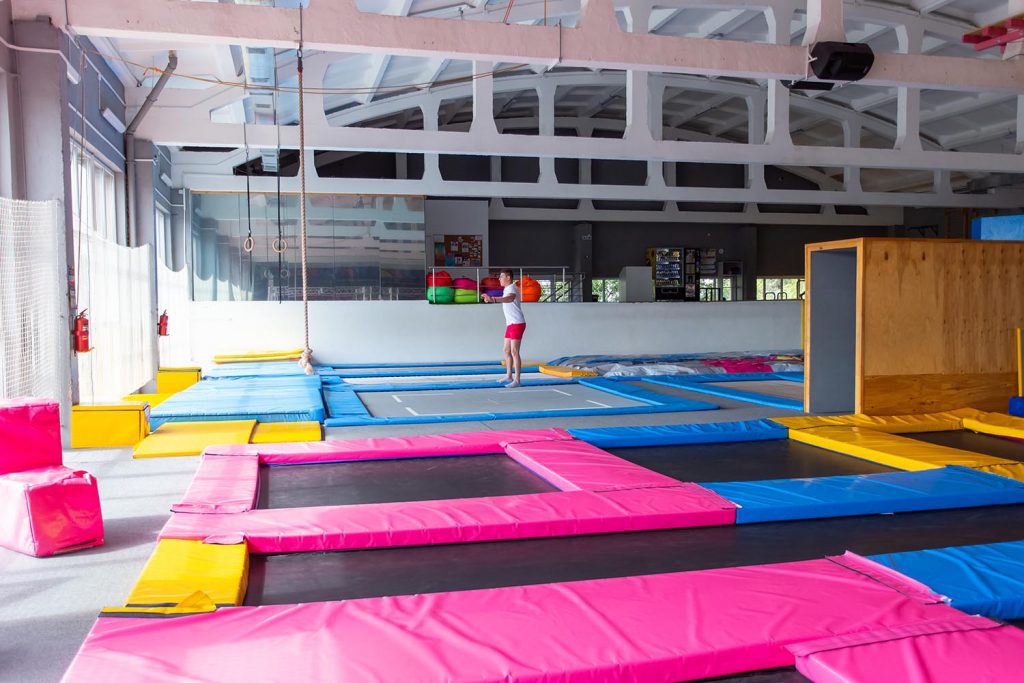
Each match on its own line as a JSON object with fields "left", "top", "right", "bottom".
{"left": 861, "top": 372, "right": 1016, "bottom": 414}
{"left": 861, "top": 239, "right": 1024, "bottom": 377}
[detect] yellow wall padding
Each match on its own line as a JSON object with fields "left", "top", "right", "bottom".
{"left": 133, "top": 420, "right": 257, "bottom": 458}
{"left": 974, "top": 462, "right": 1024, "bottom": 483}
{"left": 156, "top": 367, "right": 202, "bottom": 394}
{"left": 213, "top": 349, "right": 304, "bottom": 364}
{"left": 539, "top": 364, "right": 599, "bottom": 378}
{"left": 789, "top": 426, "right": 1018, "bottom": 472}
{"left": 71, "top": 403, "right": 149, "bottom": 448}
{"left": 773, "top": 409, "right": 984, "bottom": 434}
{"left": 121, "top": 393, "right": 173, "bottom": 408}
{"left": 962, "top": 411, "right": 1024, "bottom": 441}
{"left": 250, "top": 421, "right": 322, "bottom": 444}
{"left": 126, "top": 539, "right": 248, "bottom": 608}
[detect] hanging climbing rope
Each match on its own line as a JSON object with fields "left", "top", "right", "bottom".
{"left": 296, "top": 10, "right": 314, "bottom": 375}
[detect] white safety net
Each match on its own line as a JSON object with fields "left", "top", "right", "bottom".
{"left": 0, "top": 197, "right": 66, "bottom": 402}
{"left": 156, "top": 260, "right": 192, "bottom": 366}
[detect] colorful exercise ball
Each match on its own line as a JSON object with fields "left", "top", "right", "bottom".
{"left": 426, "top": 270, "right": 453, "bottom": 287}
{"left": 518, "top": 276, "right": 542, "bottom": 302}
{"left": 426, "top": 286, "right": 455, "bottom": 303}
{"left": 480, "top": 276, "right": 501, "bottom": 291}
{"left": 484, "top": 288, "right": 504, "bottom": 298}
{"left": 453, "top": 277, "right": 477, "bottom": 290}
{"left": 453, "top": 288, "right": 479, "bottom": 304}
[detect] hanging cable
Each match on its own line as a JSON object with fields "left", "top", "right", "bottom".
{"left": 296, "top": 10, "right": 314, "bottom": 375}
{"left": 241, "top": 118, "right": 255, "bottom": 254}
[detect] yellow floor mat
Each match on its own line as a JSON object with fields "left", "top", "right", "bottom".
{"left": 961, "top": 411, "right": 1024, "bottom": 440}
{"left": 790, "top": 425, "right": 1019, "bottom": 472}
{"left": 121, "top": 393, "right": 173, "bottom": 408}
{"left": 124, "top": 539, "right": 248, "bottom": 609}
{"left": 133, "top": 420, "right": 257, "bottom": 458}
{"left": 251, "top": 421, "right": 323, "bottom": 443}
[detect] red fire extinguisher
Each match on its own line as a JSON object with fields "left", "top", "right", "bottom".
{"left": 73, "top": 310, "right": 91, "bottom": 353}
{"left": 158, "top": 310, "right": 169, "bottom": 337}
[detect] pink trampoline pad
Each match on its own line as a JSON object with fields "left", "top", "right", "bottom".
{"left": 63, "top": 557, "right": 962, "bottom": 683}
{"left": 0, "top": 398, "right": 62, "bottom": 475}
{"left": 204, "top": 428, "right": 573, "bottom": 463}
{"left": 160, "top": 485, "right": 736, "bottom": 553}
{"left": 789, "top": 616, "right": 1022, "bottom": 683}
{"left": 171, "top": 456, "right": 259, "bottom": 514}
{"left": 505, "top": 439, "right": 683, "bottom": 491}
{"left": 0, "top": 466, "right": 103, "bottom": 557}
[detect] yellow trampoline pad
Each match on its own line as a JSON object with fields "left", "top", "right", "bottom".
{"left": 133, "top": 420, "right": 257, "bottom": 458}
{"left": 790, "top": 425, "right": 1019, "bottom": 472}
{"left": 539, "top": 365, "right": 600, "bottom": 378}
{"left": 773, "top": 409, "right": 983, "bottom": 434}
{"left": 125, "top": 539, "right": 248, "bottom": 608}
{"left": 251, "top": 421, "right": 323, "bottom": 443}
{"left": 214, "top": 349, "right": 305, "bottom": 363}
{"left": 961, "top": 411, "right": 1024, "bottom": 440}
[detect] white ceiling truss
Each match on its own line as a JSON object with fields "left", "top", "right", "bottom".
{"left": 14, "top": 0, "right": 1024, "bottom": 215}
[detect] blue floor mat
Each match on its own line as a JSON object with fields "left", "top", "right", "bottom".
{"left": 151, "top": 376, "right": 326, "bottom": 428}
{"left": 569, "top": 419, "right": 787, "bottom": 448}
{"left": 203, "top": 361, "right": 318, "bottom": 379}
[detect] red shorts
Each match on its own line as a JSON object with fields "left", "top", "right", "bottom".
{"left": 505, "top": 323, "right": 526, "bottom": 340}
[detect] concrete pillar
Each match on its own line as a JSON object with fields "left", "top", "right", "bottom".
{"left": 12, "top": 21, "right": 77, "bottom": 440}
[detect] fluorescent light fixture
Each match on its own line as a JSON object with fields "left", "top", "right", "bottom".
{"left": 160, "top": 172, "right": 174, "bottom": 187}
{"left": 102, "top": 107, "right": 127, "bottom": 134}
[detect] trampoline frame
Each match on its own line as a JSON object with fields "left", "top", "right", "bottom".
{"left": 643, "top": 371, "right": 805, "bottom": 411}
{"left": 322, "top": 376, "right": 719, "bottom": 427}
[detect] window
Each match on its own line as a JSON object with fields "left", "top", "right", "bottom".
{"left": 592, "top": 278, "right": 620, "bottom": 302}
{"left": 155, "top": 208, "right": 173, "bottom": 268}
{"left": 756, "top": 277, "right": 805, "bottom": 301}
{"left": 70, "top": 141, "right": 118, "bottom": 243}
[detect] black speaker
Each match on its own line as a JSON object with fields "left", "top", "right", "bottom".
{"left": 809, "top": 42, "right": 875, "bottom": 82}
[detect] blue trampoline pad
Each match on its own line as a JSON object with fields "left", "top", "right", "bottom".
{"left": 569, "top": 419, "right": 787, "bottom": 448}
{"left": 640, "top": 374, "right": 804, "bottom": 411}
{"left": 151, "top": 376, "right": 326, "bottom": 428}
{"left": 705, "top": 466, "right": 1024, "bottom": 524}
{"left": 359, "top": 384, "right": 644, "bottom": 418}
{"left": 867, "top": 539, "right": 1024, "bottom": 620}
{"left": 203, "top": 361, "right": 313, "bottom": 379}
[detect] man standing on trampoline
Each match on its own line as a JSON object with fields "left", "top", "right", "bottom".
{"left": 483, "top": 269, "right": 526, "bottom": 388}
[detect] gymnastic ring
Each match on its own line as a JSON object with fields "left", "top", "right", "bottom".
{"left": 279, "top": 268, "right": 290, "bottom": 279}
{"left": 243, "top": 235, "right": 255, "bottom": 253}
{"left": 272, "top": 237, "right": 288, "bottom": 253}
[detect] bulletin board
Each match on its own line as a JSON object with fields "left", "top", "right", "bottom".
{"left": 435, "top": 234, "right": 483, "bottom": 267}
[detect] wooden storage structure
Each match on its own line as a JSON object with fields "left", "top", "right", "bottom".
{"left": 805, "top": 238, "right": 1024, "bottom": 415}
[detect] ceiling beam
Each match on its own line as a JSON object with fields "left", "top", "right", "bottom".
{"left": 19, "top": 0, "right": 1024, "bottom": 92}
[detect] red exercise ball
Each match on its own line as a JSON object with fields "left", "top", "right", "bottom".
{"left": 426, "top": 270, "right": 453, "bottom": 287}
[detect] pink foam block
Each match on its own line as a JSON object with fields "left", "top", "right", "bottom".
{"left": 0, "top": 466, "right": 103, "bottom": 557}
{"left": 63, "top": 558, "right": 962, "bottom": 683}
{"left": 0, "top": 398, "right": 62, "bottom": 475}
{"left": 161, "top": 485, "right": 735, "bottom": 552}
{"left": 505, "top": 439, "right": 682, "bottom": 491}
{"left": 204, "top": 428, "right": 573, "bottom": 463}
{"left": 789, "top": 616, "right": 1022, "bottom": 683}
{"left": 171, "top": 455, "right": 258, "bottom": 514}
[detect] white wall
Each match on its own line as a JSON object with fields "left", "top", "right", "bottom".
{"left": 187, "top": 300, "right": 802, "bottom": 364}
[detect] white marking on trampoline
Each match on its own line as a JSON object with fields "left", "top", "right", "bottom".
{"left": 393, "top": 396, "right": 403, "bottom": 403}
{"left": 586, "top": 399, "right": 611, "bottom": 408}
{"left": 404, "top": 406, "right": 420, "bottom": 416}
{"left": 552, "top": 388, "right": 572, "bottom": 396}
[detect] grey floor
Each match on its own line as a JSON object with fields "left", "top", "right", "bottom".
{"left": 0, "top": 388, "right": 793, "bottom": 682}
